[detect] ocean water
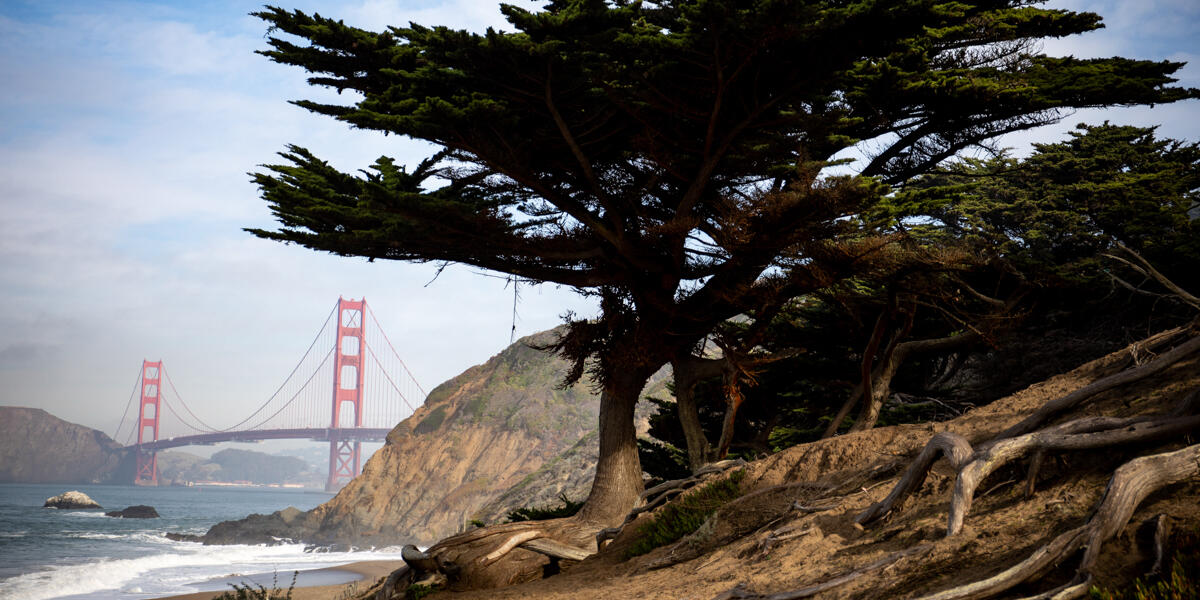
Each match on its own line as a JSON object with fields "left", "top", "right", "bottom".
{"left": 0, "top": 483, "right": 409, "bottom": 600}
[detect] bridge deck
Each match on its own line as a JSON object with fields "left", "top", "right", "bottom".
{"left": 132, "top": 428, "right": 392, "bottom": 451}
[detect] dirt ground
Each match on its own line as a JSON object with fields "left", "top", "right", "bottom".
{"left": 418, "top": 333, "right": 1200, "bottom": 600}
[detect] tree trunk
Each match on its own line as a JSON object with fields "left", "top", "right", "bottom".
{"left": 672, "top": 356, "right": 719, "bottom": 471}
{"left": 849, "top": 331, "right": 979, "bottom": 433}
{"left": 714, "top": 373, "right": 746, "bottom": 460}
{"left": 576, "top": 366, "right": 653, "bottom": 526}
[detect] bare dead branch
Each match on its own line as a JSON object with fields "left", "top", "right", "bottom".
{"left": 856, "top": 431, "right": 973, "bottom": 526}
{"left": 478, "top": 530, "right": 544, "bottom": 566}
{"left": 989, "top": 335, "right": 1200, "bottom": 443}
{"left": 912, "top": 443, "right": 1200, "bottom": 600}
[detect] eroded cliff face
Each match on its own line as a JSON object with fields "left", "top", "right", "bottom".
{"left": 0, "top": 407, "right": 133, "bottom": 483}
{"left": 202, "top": 328, "right": 604, "bottom": 547}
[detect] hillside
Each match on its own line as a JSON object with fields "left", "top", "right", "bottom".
{"left": 198, "top": 328, "right": 621, "bottom": 547}
{"left": 391, "top": 327, "right": 1200, "bottom": 600}
{"left": 157, "top": 449, "right": 322, "bottom": 487}
{"left": 0, "top": 407, "right": 132, "bottom": 484}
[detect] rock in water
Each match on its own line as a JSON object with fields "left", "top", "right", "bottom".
{"left": 105, "top": 505, "right": 159, "bottom": 518}
{"left": 44, "top": 490, "right": 101, "bottom": 509}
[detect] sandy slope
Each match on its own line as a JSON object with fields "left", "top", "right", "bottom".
{"left": 428, "top": 333, "right": 1200, "bottom": 599}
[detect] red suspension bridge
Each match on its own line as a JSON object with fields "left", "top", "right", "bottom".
{"left": 113, "top": 297, "right": 425, "bottom": 491}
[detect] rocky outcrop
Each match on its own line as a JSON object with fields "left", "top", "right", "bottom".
{"left": 105, "top": 505, "right": 159, "bottom": 518}
{"left": 201, "top": 329, "right": 618, "bottom": 547}
{"left": 44, "top": 490, "right": 101, "bottom": 509}
{"left": 0, "top": 407, "right": 132, "bottom": 484}
{"left": 199, "top": 327, "right": 671, "bottom": 548}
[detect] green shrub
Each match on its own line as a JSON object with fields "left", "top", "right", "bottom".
{"left": 213, "top": 571, "right": 296, "bottom": 600}
{"left": 1089, "top": 528, "right": 1200, "bottom": 600}
{"left": 506, "top": 493, "right": 583, "bottom": 522}
{"left": 413, "top": 406, "right": 447, "bottom": 434}
{"left": 406, "top": 583, "right": 437, "bottom": 600}
{"left": 626, "top": 469, "right": 746, "bottom": 558}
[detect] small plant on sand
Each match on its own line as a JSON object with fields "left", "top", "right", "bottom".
{"left": 213, "top": 571, "right": 297, "bottom": 600}
{"left": 336, "top": 580, "right": 360, "bottom": 600}
{"left": 506, "top": 493, "right": 584, "bottom": 523}
{"left": 1089, "top": 528, "right": 1200, "bottom": 600}
{"left": 626, "top": 470, "right": 746, "bottom": 558}
{"left": 406, "top": 583, "right": 437, "bottom": 600}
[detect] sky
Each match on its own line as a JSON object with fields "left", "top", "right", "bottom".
{"left": 1, "top": 0, "right": 1198, "bottom": 446}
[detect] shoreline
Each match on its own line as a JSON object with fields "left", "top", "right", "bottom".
{"left": 151, "top": 560, "right": 402, "bottom": 600}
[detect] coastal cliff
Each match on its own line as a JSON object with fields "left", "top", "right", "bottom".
{"left": 202, "top": 328, "right": 607, "bottom": 547}
{"left": 0, "top": 407, "right": 132, "bottom": 484}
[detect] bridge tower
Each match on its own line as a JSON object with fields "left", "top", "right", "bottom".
{"left": 328, "top": 297, "right": 366, "bottom": 491}
{"left": 135, "top": 360, "right": 162, "bottom": 486}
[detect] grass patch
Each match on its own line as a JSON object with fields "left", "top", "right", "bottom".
{"left": 626, "top": 469, "right": 746, "bottom": 558}
{"left": 507, "top": 493, "right": 583, "bottom": 522}
{"left": 406, "top": 583, "right": 438, "bottom": 600}
{"left": 1089, "top": 527, "right": 1200, "bottom": 599}
{"left": 213, "top": 571, "right": 296, "bottom": 600}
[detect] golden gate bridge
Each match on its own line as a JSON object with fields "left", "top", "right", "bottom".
{"left": 112, "top": 297, "right": 425, "bottom": 491}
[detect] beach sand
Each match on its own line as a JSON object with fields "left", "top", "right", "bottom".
{"left": 153, "top": 560, "right": 401, "bottom": 600}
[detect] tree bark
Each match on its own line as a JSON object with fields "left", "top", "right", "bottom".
{"left": 849, "top": 331, "right": 980, "bottom": 433}
{"left": 577, "top": 366, "right": 653, "bottom": 525}
{"left": 672, "top": 355, "right": 725, "bottom": 471}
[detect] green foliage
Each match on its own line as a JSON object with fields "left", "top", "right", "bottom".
{"left": 213, "top": 571, "right": 296, "bottom": 600}
{"left": 506, "top": 493, "right": 584, "bottom": 523}
{"left": 406, "top": 584, "right": 437, "bottom": 600}
{"left": 249, "top": 0, "right": 1196, "bottom": 506}
{"left": 248, "top": 0, "right": 1195, "bottom": 386}
{"left": 891, "top": 123, "right": 1200, "bottom": 290}
{"left": 626, "top": 470, "right": 746, "bottom": 558}
{"left": 636, "top": 434, "right": 691, "bottom": 483}
{"left": 1089, "top": 528, "right": 1200, "bottom": 600}
{"left": 413, "top": 406, "right": 447, "bottom": 435}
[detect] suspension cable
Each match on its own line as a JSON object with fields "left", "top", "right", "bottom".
{"left": 162, "top": 366, "right": 222, "bottom": 433}
{"left": 114, "top": 365, "right": 143, "bottom": 445}
{"left": 365, "top": 342, "right": 419, "bottom": 414}
{"left": 366, "top": 303, "right": 427, "bottom": 397}
{"left": 210, "top": 300, "right": 338, "bottom": 432}
{"left": 158, "top": 395, "right": 208, "bottom": 436}
{"left": 241, "top": 346, "right": 335, "bottom": 431}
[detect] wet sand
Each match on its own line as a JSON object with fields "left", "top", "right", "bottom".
{"left": 153, "top": 560, "right": 401, "bottom": 600}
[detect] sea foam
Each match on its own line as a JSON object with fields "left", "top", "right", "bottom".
{"left": 0, "top": 540, "right": 406, "bottom": 600}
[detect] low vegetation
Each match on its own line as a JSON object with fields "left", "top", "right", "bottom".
{"left": 627, "top": 470, "right": 746, "bottom": 558}
{"left": 506, "top": 493, "right": 584, "bottom": 523}
{"left": 212, "top": 571, "right": 295, "bottom": 600}
{"left": 1090, "top": 528, "right": 1200, "bottom": 600}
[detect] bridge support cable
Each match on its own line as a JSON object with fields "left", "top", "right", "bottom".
{"left": 160, "top": 366, "right": 223, "bottom": 433}
{"left": 365, "top": 343, "right": 420, "bottom": 423}
{"left": 366, "top": 303, "right": 427, "bottom": 397}
{"left": 240, "top": 346, "right": 335, "bottom": 432}
{"left": 209, "top": 301, "right": 339, "bottom": 433}
{"left": 114, "top": 365, "right": 144, "bottom": 446}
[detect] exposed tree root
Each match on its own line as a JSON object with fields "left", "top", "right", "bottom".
{"left": 909, "top": 443, "right": 1200, "bottom": 600}
{"left": 988, "top": 334, "right": 1200, "bottom": 442}
{"left": 373, "top": 515, "right": 603, "bottom": 592}
{"left": 479, "top": 530, "right": 545, "bottom": 566}
{"left": 712, "top": 544, "right": 934, "bottom": 600}
{"left": 1147, "top": 513, "right": 1170, "bottom": 577}
{"left": 856, "top": 431, "right": 972, "bottom": 526}
{"left": 856, "top": 331, "right": 1199, "bottom": 532}
{"left": 946, "top": 414, "right": 1200, "bottom": 536}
